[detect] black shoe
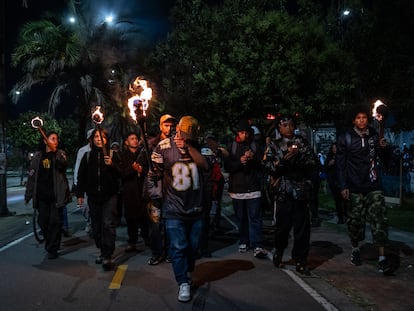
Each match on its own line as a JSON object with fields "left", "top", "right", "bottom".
{"left": 148, "top": 255, "right": 165, "bottom": 266}
{"left": 62, "top": 228, "right": 72, "bottom": 237}
{"left": 95, "top": 254, "right": 103, "bottom": 264}
{"left": 273, "top": 252, "right": 284, "bottom": 268}
{"left": 125, "top": 244, "right": 137, "bottom": 253}
{"left": 378, "top": 258, "right": 391, "bottom": 275}
{"left": 47, "top": 251, "right": 59, "bottom": 259}
{"left": 351, "top": 249, "right": 362, "bottom": 266}
{"left": 296, "top": 263, "right": 310, "bottom": 275}
{"left": 102, "top": 259, "right": 115, "bottom": 271}
{"left": 165, "top": 256, "right": 172, "bottom": 263}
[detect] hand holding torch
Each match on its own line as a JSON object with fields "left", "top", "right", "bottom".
{"left": 31, "top": 116, "right": 56, "bottom": 151}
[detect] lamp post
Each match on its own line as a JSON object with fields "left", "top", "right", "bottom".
{"left": 0, "top": 0, "right": 12, "bottom": 216}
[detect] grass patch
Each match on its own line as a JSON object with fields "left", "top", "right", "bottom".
{"left": 319, "top": 186, "right": 414, "bottom": 233}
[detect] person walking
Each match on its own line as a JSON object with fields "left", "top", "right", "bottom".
{"left": 76, "top": 128, "right": 121, "bottom": 271}
{"left": 336, "top": 105, "right": 391, "bottom": 275}
{"left": 151, "top": 116, "right": 208, "bottom": 302}
{"left": 145, "top": 114, "right": 177, "bottom": 265}
{"left": 224, "top": 119, "right": 267, "bottom": 259}
{"left": 325, "top": 142, "right": 347, "bottom": 224}
{"left": 262, "top": 114, "right": 317, "bottom": 275}
{"left": 25, "top": 131, "right": 71, "bottom": 259}
{"left": 119, "top": 132, "right": 148, "bottom": 252}
{"left": 73, "top": 128, "right": 94, "bottom": 234}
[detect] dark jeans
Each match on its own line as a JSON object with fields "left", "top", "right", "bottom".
{"left": 88, "top": 195, "right": 118, "bottom": 259}
{"left": 165, "top": 218, "right": 203, "bottom": 285}
{"left": 232, "top": 197, "right": 263, "bottom": 248}
{"left": 37, "top": 199, "right": 63, "bottom": 254}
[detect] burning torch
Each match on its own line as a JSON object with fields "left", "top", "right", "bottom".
{"left": 127, "top": 77, "right": 153, "bottom": 171}
{"left": 372, "top": 100, "right": 388, "bottom": 139}
{"left": 31, "top": 116, "right": 55, "bottom": 151}
{"left": 91, "top": 106, "right": 108, "bottom": 156}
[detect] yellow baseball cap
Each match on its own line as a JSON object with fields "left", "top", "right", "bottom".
{"left": 178, "top": 116, "right": 200, "bottom": 140}
{"left": 160, "top": 114, "right": 176, "bottom": 125}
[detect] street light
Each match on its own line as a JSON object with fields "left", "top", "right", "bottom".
{"left": 343, "top": 9, "right": 351, "bottom": 16}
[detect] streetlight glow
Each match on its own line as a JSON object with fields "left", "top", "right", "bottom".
{"left": 343, "top": 9, "right": 350, "bottom": 16}
{"left": 69, "top": 16, "right": 76, "bottom": 23}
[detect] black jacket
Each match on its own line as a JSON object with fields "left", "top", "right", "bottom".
{"left": 336, "top": 126, "right": 389, "bottom": 194}
{"left": 224, "top": 139, "right": 263, "bottom": 194}
{"left": 76, "top": 145, "right": 121, "bottom": 204}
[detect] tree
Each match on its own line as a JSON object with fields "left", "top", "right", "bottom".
{"left": 148, "top": 0, "right": 356, "bottom": 134}
{"left": 9, "top": 0, "right": 151, "bottom": 144}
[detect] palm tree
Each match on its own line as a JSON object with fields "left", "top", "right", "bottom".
{"left": 10, "top": 0, "right": 149, "bottom": 143}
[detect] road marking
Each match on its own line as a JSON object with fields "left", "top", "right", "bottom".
{"left": 283, "top": 269, "right": 338, "bottom": 311}
{"left": 0, "top": 232, "right": 33, "bottom": 252}
{"left": 109, "top": 264, "right": 128, "bottom": 289}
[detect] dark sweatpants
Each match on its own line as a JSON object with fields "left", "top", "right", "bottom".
{"left": 274, "top": 196, "right": 311, "bottom": 264}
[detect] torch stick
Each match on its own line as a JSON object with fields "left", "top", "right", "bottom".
{"left": 91, "top": 106, "right": 108, "bottom": 157}
{"left": 137, "top": 117, "right": 154, "bottom": 172}
{"left": 127, "top": 78, "right": 154, "bottom": 172}
{"left": 372, "top": 100, "right": 387, "bottom": 140}
{"left": 31, "top": 116, "right": 54, "bottom": 150}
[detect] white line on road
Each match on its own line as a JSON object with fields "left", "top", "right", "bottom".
{"left": 283, "top": 268, "right": 338, "bottom": 311}
{"left": 0, "top": 232, "right": 33, "bottom": 253}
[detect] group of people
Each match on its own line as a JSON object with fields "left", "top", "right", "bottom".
{"left": 24, "top": 104, "right": 393, "bottom": 304}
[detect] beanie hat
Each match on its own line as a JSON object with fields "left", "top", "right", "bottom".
{"left": 235, "top": 119, "right": 251, "bottom": 132}
{"left": 178, "top": 116, "right": 200, "bottom": 140}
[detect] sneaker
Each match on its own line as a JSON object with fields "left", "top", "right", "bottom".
{"left": 178, "top": 283, "right": 191, "bottom": 302}
{"left": 296, "top": 262, "right": 310, "bottom": 276}
{"left": 378, "top": 258, "right": 391, "bottom": 275}
{"left": 102, "top": 259, "right": 115, "bottom": 271}
{"left": 85, "top": 223, "right": 91, "bottom": 233}
{"left": 351, "top": 249, "right": 362, "bottom": 266}
{"left": 253, "top": 247, "right": 268, "bottom": 259}
{"left": 148, "top": 255, "right": 165, "bottom": 266}
{"left": 165, "top": 256, "right": 172, "bottom": 263}
{"left": 238, "top": 243, "right": 248, "bottom": 253}
{"left": 62, "top": 228, "right": 72, "bottom": 237}
{"left": 273, "top": 252, "right": 284, "bottom": 268}
{"left": 47, "top": 251, "right": 59, "bottom": 259}
{"left": 95, "top": 254, "right": 103, "bottom": 264}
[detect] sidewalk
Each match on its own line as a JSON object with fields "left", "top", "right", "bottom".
{"left": 2, "top": 179, "right": 414, "bottom": 310}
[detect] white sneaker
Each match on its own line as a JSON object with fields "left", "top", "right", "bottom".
{"left": 238, "top": 243, "right": 248, "bottom": 253}
{"left": 85, "top": 223, "right": 91, "bottom": 233}
{"left": 178, "top": 283, "right": 191, "bottom": 302}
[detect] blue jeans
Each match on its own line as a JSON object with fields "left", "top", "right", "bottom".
{"left": 232, "top": 197, "right": 263, "bottom": 248}
{"left": 165, "top": 218, "right": 202, "bottom": 285}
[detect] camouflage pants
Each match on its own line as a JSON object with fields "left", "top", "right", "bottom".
{"left": 348, "top": 190, "right": 388, "bottom": 246}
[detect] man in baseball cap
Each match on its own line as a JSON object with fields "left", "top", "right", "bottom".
{"left": 177, "top": 115, "right": 200, "bottom": 141}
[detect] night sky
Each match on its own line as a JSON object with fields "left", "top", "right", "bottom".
{"left": 4, "top": 0, "right": 174, "bottom": 119}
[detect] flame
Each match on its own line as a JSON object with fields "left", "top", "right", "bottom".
{"left": 372, "top": 100, "right": 386, "bottom": 121}
{"left": 92, "top": 106, "right": 104, "bottom": 124}
{"left": 128, "top": 78, "right": 152, "bottom": 121}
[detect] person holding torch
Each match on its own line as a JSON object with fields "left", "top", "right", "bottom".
{"left": 336, "top": 104, "right": 392, "bottom": 275}
{"left": 76, "top": 128, "right": 121, "bottom": 271}
{"left": 25, "top": 131, "right": 70, "bottom": 260}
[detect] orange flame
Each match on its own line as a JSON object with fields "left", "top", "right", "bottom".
{"left": 92, "top": 106, "right": 104, "bottom": 124}
{"left": 372, "top": 100, "right": 386, "bottom": 121}
{"left": 128, "top": 78, "right": 152, "bottom": 121}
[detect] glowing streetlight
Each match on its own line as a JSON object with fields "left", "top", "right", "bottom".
{"left": 343, "top": 9, "right": 350, "bottom": 16}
